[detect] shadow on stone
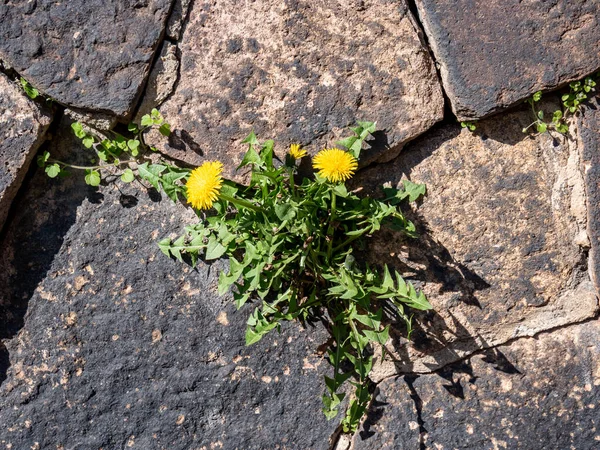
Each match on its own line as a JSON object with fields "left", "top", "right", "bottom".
{"left": 0, "top": 120, "right": 97, "bottom": 387}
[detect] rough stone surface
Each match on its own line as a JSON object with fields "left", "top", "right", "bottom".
{"left": 135, "top": 41, "right": 180, "bottom": 122}
{"left": 578, "top": 96, "right": 600, "bottom": 294}
{"left": 0, "top": 118, "right": 337, "bottom": 450}
{"left": 354, "top": 319, "right": 600, "bottom": 449}
{"left": 414, "top": 0, "right": 600, "bottom": 120}
{"left": 166, "top": 0, "right": 192, "bottom": 41}
{"left": 0, "top": 0, "right": 174, "bottom": 117}
{"left": 0, "top": 72, "right": 52, "bottom": 230}
{"left": 149, "top": 0, "right": 444, "bottom": 177}
{"left": 353, "top": 99, "right": 598, "bottom": 378}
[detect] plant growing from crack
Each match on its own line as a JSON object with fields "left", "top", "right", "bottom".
{"left": 42, "top": 117, "right": 432, "bottom": 433}
{"left": 522, "top": 75, "right": 597, "bottom": 135}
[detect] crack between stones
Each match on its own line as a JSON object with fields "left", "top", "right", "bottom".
{"left": 333, "top": 311, "right": 600, "bottom": 449}
{"left": 405, "top": 0, "right": 456, "bottom": 123}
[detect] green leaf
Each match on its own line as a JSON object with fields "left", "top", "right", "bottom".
{"left": 20, "top": 77, "right": 39, "bottom": 99}
{"left": 84, "top": 169, "right": 101, "bottom": 187}
{"left": 533, "top": 91, "right": 542, "bottom": 102}
{"left": 552, "top": 110, "right": 563, "bottom": 122}
{"left": 274, "top": 203, "right": 296, "bottom": 221}
{"left": 127, "top": 139, "right": 140, "bottom": 152}
{"left": 82, "top": 135, "right": 95, "bottom": 149}
{"left": 241, "top": 131, "right": 259, "bottom": 146}
{"left": 205, "top": 235, "right": 226, "bottom": 260}
{"left": 537, "top": 110, "right": 544, "bottom": 120}
{"left": 45, "top": 163, "right": 61, "bottom": 178}
{"left": 37, "top": 150, "right": 50, "bottom": 168}
{"left": 121, "top": 169, "right": 135, "bottom": 183}
{"left": 71, "top": 122, "right": 87, "bottom": 139}
{"left": 402, "top": 180, "right": 426, "bottom": 202}
{"left": 140, "top": 114, "right": 153, "bottom": 127}
{"left": 536, "top": 122, "right": 547, "bottom": 133}
{"left": 245, "top": 328, "right": 264, "bottom": 345}
{"left": 237, "top": 147, "right": 261, "bottom": 170}
{"left": 159, "top": 123, "right": 171, "bottom": 137}
{"left": 137, "top": 162, "right": 167, "bottom": 190}
{"left": 127, "top": 122, "right": 139, "bottom": 133}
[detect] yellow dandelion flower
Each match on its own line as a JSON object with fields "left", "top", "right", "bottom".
{"left": 312, "top": 148, "right": 358, "bottom": 183}
{"left": 186, "top": 161, "right": 224, "bottom": 210}
{"left": 289, "top": 143, "right": 307, "bottom": 160}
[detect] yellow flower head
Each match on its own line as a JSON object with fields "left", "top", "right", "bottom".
{"left": 312, "top": 148, "right": 358, "bottom": 183}
{"left": 186, "top": 161, "right": 224, "bottom": 210}
{"left": 289, "top": 143, "right": 307, "bottom": 160}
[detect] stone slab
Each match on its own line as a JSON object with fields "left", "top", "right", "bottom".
{"left": 0, "top": 118, "right": 337, "bottom": 450}
{"left": 354, "top": 319, "right": 600, "bottom": 449}
{"left": 579, "top": 96, "right": 600, "bottom": 293}
{"left": 149, "top": 0, "right": 444, "bottom": 176}
{"left": 0, "top": 0, "right": 174, "bottom": 117}
{"left": 414, "top": 0, "right": 600, "bottom": 120}
{"left": 353, "top": 98, "right": 598, "bottom": 378}
{"left": 0, "top": 72, "right": 52, "bottom": 230}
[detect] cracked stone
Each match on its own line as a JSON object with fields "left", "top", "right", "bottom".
{"left": 147, "top": 0, "right": 444, "bottom": 178}
{"left": 355, "top": 319, "right": 600, "bottom": 449}
{"left": 352, "top": 97, "right": 598, "bottom": 378}
{"left": 0, "top": 72, "right": 52, "bottom": 230}
{"left": 0, "top": 0, "right": 175, "bottom": 117}
{"left": 166, "top": 0, "right": 192, "bottom": 41}
{"left": 135, "top": 41, "right": 180, "bottom": 122}
{"left": 414, "top": 0, "right": 600, "bottom": 120}
{"left": 0, "top": 118, "right": 337, "bottom": 450}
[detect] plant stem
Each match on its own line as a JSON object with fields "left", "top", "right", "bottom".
{"left": 48, "top": 158, "right": 139, "bottom": 171}
{"left": 219, "top": 193, "right": 261, "bottom": 212}
{"left": 327, "top": 191, "right": 337, "bottom": 261}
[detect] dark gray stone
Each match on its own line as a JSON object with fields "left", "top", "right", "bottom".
{"left": 355, "top": 319, "right": 600, "bottom": 449}
{"left": 578, "top": 96, "right": 600, "bottom": 293}
{"left": 0, "top": 0, "right": 174, "bottom": 117}
{"left": 414, "top": 0, "right": 600, "bottom": 120}
{"left": 0, "top": 119, "right": 337, "bottom": 450}
{"left": 0, "top": 72, "right": 52, "bottom": 230}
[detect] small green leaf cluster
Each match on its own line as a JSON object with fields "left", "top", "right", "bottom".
{"left": 158, "top": 123, "right": 431, "bottom": 433}
{"left": 38, "top": 108, "right": 171, "bottom": 187}
{"left": 20, "top": 77, "right": 39, "bottom": 99}
{"left": 523, "top": 75, "right": 597, "bottom": 135}
{"left": 460, "top": 121, "right": 477, "bottom": 131}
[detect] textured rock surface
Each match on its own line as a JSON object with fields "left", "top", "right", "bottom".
{"left": 355, "top": 319, "right": 600, "bottom": 449}
{"left": 149, "top": 0, "right": 444, "bottom": 176}
{"left": 414, "top": 0, "right": 600, "bottom": 120}
{"left": 166, "top": 0, "right": 192, "bottom": 40}
{"left": 353, "top": 99, "right": 598, "bottom": 378}
{"left": 0, "top": 72, "right": 52, "bottom": 230}
{"left": 0, "top": 0, "right": 174, "bottom": 117}
{"left": 135, "top": 41, "right": 180, "bottom": 121}
{"left": 0, "top": 119, "right": 337, "bottom": 450}
{"left": 579, "top": 96, "right": 600, "bottom": 294}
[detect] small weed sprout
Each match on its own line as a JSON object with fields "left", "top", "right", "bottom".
{"left": 523, "top": 75, "right": 597, "bottom": 136}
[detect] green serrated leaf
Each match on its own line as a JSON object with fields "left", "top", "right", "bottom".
{"left": 402, "top": 180, "right": 426, "bottom": 202}
{"left": 205, "top": 235, "right": 226, "bottom": 260}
